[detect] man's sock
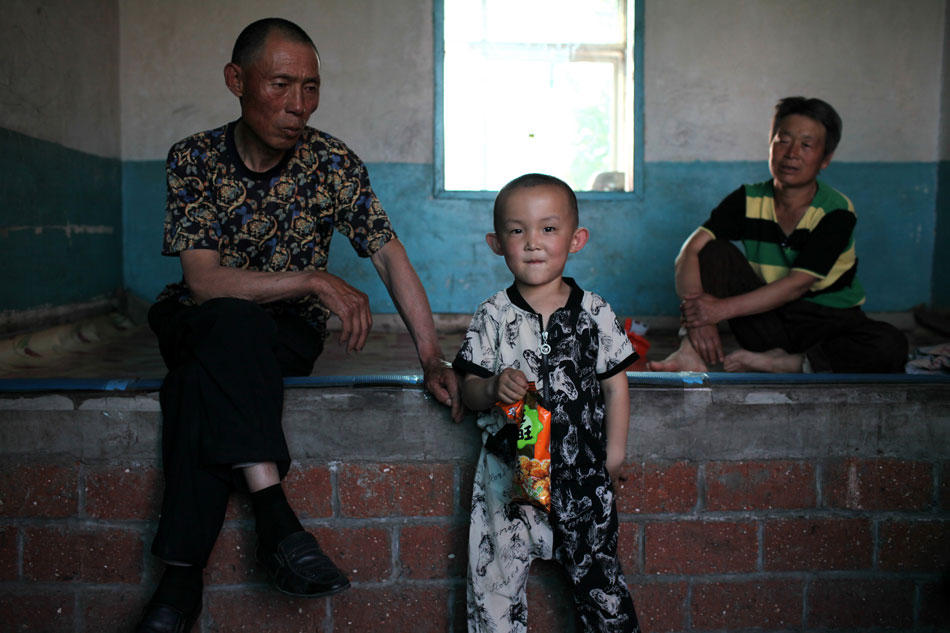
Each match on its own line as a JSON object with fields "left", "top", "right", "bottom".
{"left": 250, "top": 483, "right": 304, "bottom": 552}
{"left": 151, "top": 564, "right": 203, "bottom": 614}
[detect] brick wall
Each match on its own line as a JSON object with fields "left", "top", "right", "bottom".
{"left": 1, "top": 383, "right": 949, "bottom": 632}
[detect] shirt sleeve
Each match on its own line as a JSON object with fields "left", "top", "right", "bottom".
{"left": 700, "top": 186, "right": 747, "bottom": 241}
{"left": 591, "top": 294, "right": 638, "bottom": 379}
{"left": 790, "top": 208, "right": 856, "bottom": 278}
{"left": 161, "top": 140, "right": 223, "bottom": 256}
{"left": 332, "top": 145, "right": 396, "bottom": 258}
{"left": 452, "top": 297, "right": 500, "bottom": 379}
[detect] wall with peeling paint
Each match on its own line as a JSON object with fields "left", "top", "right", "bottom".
{"left": 0, "top": 1, "right": 121, "bottom": 316}
{"left": 1, "top": 0, "right": 948, "bottom": 320}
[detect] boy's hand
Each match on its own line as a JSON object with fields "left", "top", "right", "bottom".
{"left": 494, "top": 368, "right": 529, "bottom": 405}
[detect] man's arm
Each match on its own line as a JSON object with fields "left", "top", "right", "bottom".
{"left": 601, "top": 371, "right": 630, "bottom": 482}
{"left": 180, "top": 249, "right": 372, "bottom": 352}
{"left": 370, "top": 239, "right": 463, "bottom": 421}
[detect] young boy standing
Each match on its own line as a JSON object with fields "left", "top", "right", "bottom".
{"left": 453, "top": 174, "right": 641, "bottom": 632}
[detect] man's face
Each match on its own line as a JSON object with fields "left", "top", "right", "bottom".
{"left": 234, "top": 34, "right": 321, "bottom": 153}
{"left": 769, "top": 114, "right": 832, "bottom": 189}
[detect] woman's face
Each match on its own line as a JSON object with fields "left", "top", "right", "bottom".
{"left": 769, "top": 114, "right": 833, "bottom": 189}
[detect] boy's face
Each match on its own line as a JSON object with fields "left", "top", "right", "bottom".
{"left": 487, "top": 185, "right": 588, "bottom": 290}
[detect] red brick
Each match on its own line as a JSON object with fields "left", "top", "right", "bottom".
{"left": 206, "top": 588, "right": 327, "bottom": 632}
{"left": 332, "top": 585, "right": 451, "bottom": 632}
{"left": 644, "top": 521, "right": 757, "bottom": 574}
{"left": 0, "top": 526, "right": 17, "bottom": 580}
{"left": 823, "top": 458, "right": 933, "bottom": 511}
{"left": 206, "top": 527, "right": 260, "bottom": 586}
{"left": 83, "top": 587, "right": 150, "bottom": 632}
{"left": 617, "top": 521, "right": 641, "bottom": 575}
{"left": 526, "top": 572, "right": 577, "bottom": 633}
{"left": 23, "top": 526, "right": 142, "bottom": 583}
{"left": 85, "top": 464, "right": 162, "bottom": 519}
{"left": 616, "top": 461, "right": 697, "bottom": 514}
{"left": 400, "top": 522, "right": 467, "bottom": 580}
{"left": 314, "top": 525, "right": 392, "bottom": 582}
{"left": 879, "top": 520, "right": 950, "bottom": 572}
{"left": 283, "top": 464, "right": 333, "bottom": 519}
{"left": 807, "top": 579, "right": 915, "bottom": 628}
{"left": 225, "top": 491, "right": 254, "bottom": 520}
{"left": 691, "top": 579, "right": 803, "bottom": 629}
{"left": 763, "top": 518, "right": 872, "bottom": 571}
{"left": 0, "top": 589, "right": 75, "bottom": 632}
{"left": 339, "top": 463, "right": 454, "bottom": 518}
{"left": 705, "top": 461, "right": 815, "bottom": 511}
{"left": 629, "top": 582, "right": 687, "bottom": 633}
{"left": 0, "top": 463, "right": 77, "bottom": 518}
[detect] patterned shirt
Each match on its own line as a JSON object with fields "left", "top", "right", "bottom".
{"left": 453, "top": 279, "right": 637, "bottom": 522}
{"left": 701, "top": 179, "right": 864, "bottom": 308}
{"left": 156, "top": 120, "right": 396, "bottom": 335}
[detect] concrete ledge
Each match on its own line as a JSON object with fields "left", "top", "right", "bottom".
{"left": 2, "top": 379, "right": 948, "bottom": 463}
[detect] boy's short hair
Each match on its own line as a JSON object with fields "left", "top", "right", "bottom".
{"left": 493, "top": 173, "right": 579, "bottom": 233}
{"left": 770, "top": 96, "right": 842, "bottom": 156}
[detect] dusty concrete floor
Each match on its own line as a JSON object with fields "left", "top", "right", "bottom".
{"left": 0, "top": 310, "right": 945, "bottom": 380}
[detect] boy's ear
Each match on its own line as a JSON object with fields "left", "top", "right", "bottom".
{"left": 569, "top": 227, "right": 589, "bottom": 253}
{"left": 486, "top": 233, "right": 505, "bottom": 255}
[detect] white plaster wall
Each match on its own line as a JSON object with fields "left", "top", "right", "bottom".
{"left": 118, "top": 0, "right": 946, "bottom": 163}
{"left": 940, "top": 1, "right": 950, "bottom": 160}
{"left": 119, "top": 0, "right": 432, "bottom": 162}
{"left": 644, "top": 0, "right": 946, "bottom": 162}
{"left": 0, "top": 0, "right": 120, "bottom": 157}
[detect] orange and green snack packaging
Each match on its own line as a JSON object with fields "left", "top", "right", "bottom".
{"left": 497, "top": 382, "right": 551, "bottom": 511}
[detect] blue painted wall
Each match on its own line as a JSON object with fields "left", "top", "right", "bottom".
{"left": 0, "top": 128, "right": 122, "bottom": 312}
{"left": 934, "top": 160, "right": 950, "bottom": 308}
{"left": 124, "top": 157, "right": 937, "bottom": 318}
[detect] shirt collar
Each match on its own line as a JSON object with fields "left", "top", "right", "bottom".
{"left": 505, "top": 277, "right": 584, "bottom": 316}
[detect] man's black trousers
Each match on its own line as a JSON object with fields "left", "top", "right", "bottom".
{"left": 147, "top": 297, "right": 321, "bottom": 566}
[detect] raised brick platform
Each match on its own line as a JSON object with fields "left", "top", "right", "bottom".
{"left": 1, "top": 376, "right": 949, "bottom": 632}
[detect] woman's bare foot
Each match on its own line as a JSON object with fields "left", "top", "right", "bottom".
{"left": 646, "top": 337, "right": 708, "bottom": 372}
{"left": 723, "top": 348, "right": 804, "bottom": 373}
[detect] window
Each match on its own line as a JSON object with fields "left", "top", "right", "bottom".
{"left": 437, "top": 0, "right": 641, "bottom": 194}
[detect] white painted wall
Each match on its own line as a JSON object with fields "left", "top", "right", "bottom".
{"left": 0, "top": 0, "right": 120, "bottom": 157}
{"left": 5, "top": 0, "right": 944, "bottom": 163}
{"left": 940, "top": 1, "right": 950, "bottom": 160}
{"left": 644, "top": 0, "right": 946, "bottom": 162}
{"left": 119, "top": 0, "right": 432, "bottom": 162}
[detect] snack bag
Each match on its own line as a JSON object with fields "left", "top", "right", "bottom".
{"left": 497, "top": 383, "right": 551, "bottom": 511}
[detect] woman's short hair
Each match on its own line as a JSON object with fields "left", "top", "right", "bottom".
{"left": 771, "top": 97, "right": 842, "bottom": 156}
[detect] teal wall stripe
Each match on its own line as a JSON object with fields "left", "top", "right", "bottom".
{"left": 0, "top": 128, "right": 122, "bottom": 312}
{"left": 124, "top": 159, "right": 937, "bottom": 317}
{"left": 934, "top": 160, "right": 950, "bottom": 308}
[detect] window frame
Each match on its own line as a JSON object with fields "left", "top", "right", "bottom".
{"left": 433, "top": 0, "right": 644, "bottom": 200}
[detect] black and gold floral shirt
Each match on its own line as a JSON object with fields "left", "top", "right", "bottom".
{"left": 156, "top": 120, "right": 396, "bottom": 336}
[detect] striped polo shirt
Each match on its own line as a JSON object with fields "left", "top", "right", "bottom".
{"left": 700, "top": 179, "right": 865, "bottom": 308}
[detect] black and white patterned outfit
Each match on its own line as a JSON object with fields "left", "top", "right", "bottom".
{"left": 453, "top": 279, "right": 640, "bottom": 633}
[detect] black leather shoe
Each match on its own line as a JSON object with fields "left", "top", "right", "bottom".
{"left": 257, "top": 531, "right": 351, "bottom": 598}
{"left": 135, "top": 600, "right": 201, "bottom": 633}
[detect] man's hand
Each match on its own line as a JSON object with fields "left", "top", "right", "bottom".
{"left": 494, "top": 368, "right": 529, "bottom": 405}
{"left": 686, "top": 323, "right": 723, "bottom": 366}
{"left": 681, "top": 292, "right": 728, "bottom": 329}
{"left": 311, "top": 272, "right": 372, "bottom": 353}
{"left": 422, "top": 359, "right": 463, "bottom": 422}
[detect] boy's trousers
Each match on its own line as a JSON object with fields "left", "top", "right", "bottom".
{"left": 147, "top": 297, "right": 321, "bottom": 566}
{"left": 698, "top": 239, "right": 907, "bottom": 373}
